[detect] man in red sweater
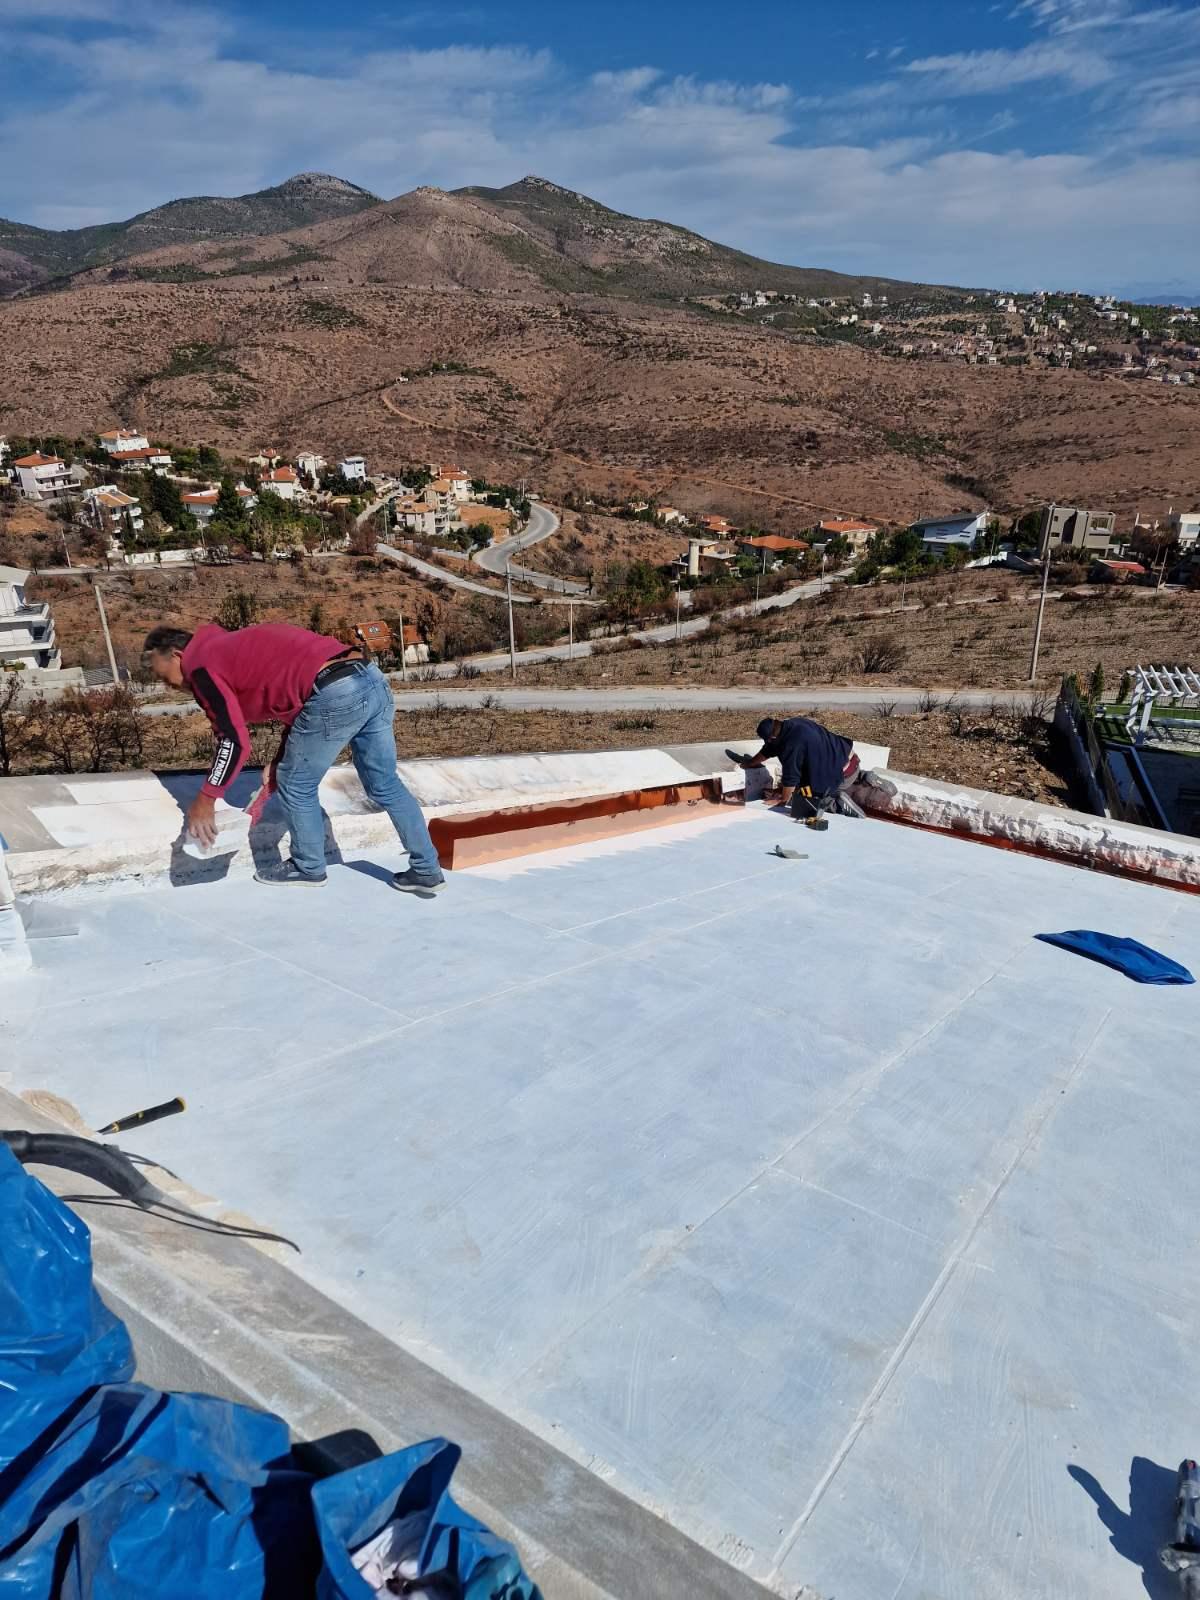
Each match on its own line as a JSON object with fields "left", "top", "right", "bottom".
{"left": 143, "top": 622, "right": 444, "bottom": 894}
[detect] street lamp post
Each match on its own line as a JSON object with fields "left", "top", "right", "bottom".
{"left": 505, "top": 562, "right": 517, "bottom": 680}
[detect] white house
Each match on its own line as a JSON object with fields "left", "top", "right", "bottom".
{"left": 0, "top": 565, "right": 60, "bottom": 670}
{"left": 296, "top": 451, "right": 326, "bottom": 483}
{"left": 912, "top": 510, "right": 992, "bottom": 554}
{"left": 85, "top": 486, "right": 144, "bottom": 540}
{"left": 108, "top": 446, "right": 173, "bottom": 472}
{"left": 259, "top": 465, "right": 300, "bottom": 502}
{"left": 97, "top": 428, "right": 149, "bottom": 455}
{"left": 339, "top": 456, "right": 368, "bottom": 482}
{"left": 392, "top": 490, "right": 461, "bottom": 540}
{"left": 1166, "top": 510, "right": 1200, "bottom": 548}
{"left": 181, "top": 485, "right": 258, "bottom": 524}
{"left": 13, "top": 453, "right": 74, "bottom": 502}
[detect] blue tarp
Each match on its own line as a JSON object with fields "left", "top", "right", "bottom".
{"left": 1035, "top": 930, "right": 1195, "bottom": 985}
{"left": 0, "top": 1147, "right": 542, "bottom": 1599}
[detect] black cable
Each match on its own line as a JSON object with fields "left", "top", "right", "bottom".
{"left": 57, "top": 1195, "right": 299, "bottom": 1252}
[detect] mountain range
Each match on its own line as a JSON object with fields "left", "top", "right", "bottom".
{"left": 0, "top": 172, "right": 965, "bottom": 302}
{"left": 1, "top": 173, "right": 1194, "bottom": 531}
{"left": 0, "top": 173, "right": 379, "bottom": 295}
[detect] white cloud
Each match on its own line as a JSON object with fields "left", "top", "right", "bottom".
{"left": 590, "top": 66, "right": 662, "bottom": 95}
{"left": 905, "top": 40, "right": 1113, "bottom": 91}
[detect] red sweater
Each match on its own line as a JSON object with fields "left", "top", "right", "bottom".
{"left": 182, "top": 623, "right": 347, "bottom": 797}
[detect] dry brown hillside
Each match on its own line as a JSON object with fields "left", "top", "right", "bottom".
{"left": 4, "top": 270, "right": 1195, "bottom": 531}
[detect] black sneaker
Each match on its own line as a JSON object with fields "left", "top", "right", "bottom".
{"left": 391, "top": 867, "right": 446, "bottom": 898}
{"left": 254, "top": 859, "right": 327, "bottom": 887}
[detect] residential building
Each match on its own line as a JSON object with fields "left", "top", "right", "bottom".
{"left": 339, "top": 456, "right": 368, "bottom": 482}
{"left": 1038, "top": 504, "right": 1115, "bottom": 557}
{"left": 1166, "top": 510, "right": 1200, "bottom": 548}
{"left": 247, "top": 449, "right": 281, "bottom": 470}
{"left": 0, "top": 564, "right": 61, "bottom": 669}
{"left": 356, "top": 618, "right": 430, "bottom": 667}
{"left": 655, "top": 506, "right": 687, "bottom": 525}
{"left": 181, "top": 485, "right": 257, "bottom": 524}
{"left": 817, "top": 519, "right": 878, "bottom": 554}
{"left": 392, "top": 496, "right": 456, "bottom": 540}
{"left": 13, "top": 453, "right": 74, "bottom": 503}
{"left": 85, "top": 486, "right": 143, "bottom": 541}
{"left": 97, "top": 428, "right": 149, "bottom": 455}
{"left": 259, "top": 465, "right": 300, "bottom": 502}
{"left": 912, "top": 511, "right": 992, "bottom": 553}
{"left": 296, "top": 450, "right": 326, "bottom": 483}
{"left": 108, "top": 446, "right": 172, "bottom": 471}
{"left": 421, "top": 478, "right": 466, "bottom": 522}
{"left": 427, "top": 463, "right": 474, "bottom": 504}
{"left": 699, "top": 514, "right": 736, "bottom": 537}
{"left": 738, "top": 535, "right": 809, "bottom": 565}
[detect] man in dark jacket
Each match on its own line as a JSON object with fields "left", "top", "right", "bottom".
{"left": 144, "top": 621, "right": 444, "bottom": 895}
{"left": 739, "top": 715, "right": 863, "bottom": 817}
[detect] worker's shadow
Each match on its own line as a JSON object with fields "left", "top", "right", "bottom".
{"left": 1069, "top": 1458, "right": 1178, "bottom": 1598}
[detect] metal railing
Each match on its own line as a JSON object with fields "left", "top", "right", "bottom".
{"left": 1126, "top": 663, "right": 1200, "bottom": 745}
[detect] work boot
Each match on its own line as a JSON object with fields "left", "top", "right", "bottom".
{"left": 391, "top": 867, "right": 446, "bottom": 898}
{"left": 254, "top": 859, "right": 327, "bottom": 887}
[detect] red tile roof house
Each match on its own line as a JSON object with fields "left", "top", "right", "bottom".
{"left": 739, "top": 534, "right": 812, "bottom": 566}
{"left": 259, "top": 466, "right": 301, "bottom": 502}
{"left": 13, "top": 453, "right": 74, "bottom": 502}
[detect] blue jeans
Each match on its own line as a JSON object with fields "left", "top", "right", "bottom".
{"left": 275, "top": 662, "right": 441, "bottom": 880}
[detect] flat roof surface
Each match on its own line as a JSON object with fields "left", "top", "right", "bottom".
{"left": 5, "top": 806, "right": 1200, "bottom": 1598}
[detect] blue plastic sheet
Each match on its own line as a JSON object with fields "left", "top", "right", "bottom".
{"left": 1035, "top": 930, "right": 1196, "bottom": 985}
{"left": 0, "top": 1148, "right": 542, "bottom": 1599}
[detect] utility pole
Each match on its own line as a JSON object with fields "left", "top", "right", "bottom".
{"left": 61, "top": 527, "right": 72, "bottom": 569}
{"left": 1028, "top": 537, "right": 1052, "bottom": 684}
{"left": 505, "top": 562, "right": 517, "bottom": 680}
{"left": 396, "top": 603, "right": 408, "bottom": 683}
{"left": 568, "top": 598, "right": 574, "bottom": 659}
{"left": 93, "top": 584, "right": 119, "bottom": 685}
{"left": 675, "top": 581, "right": 682, "bottom": 642}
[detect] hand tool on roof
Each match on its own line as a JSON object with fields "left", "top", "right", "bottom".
{"left": 1161, "top": 1460, "right": 1200, "bottom": 1596}
{"left": 97, "top": 1096, "right": 186, "bottom": 1135}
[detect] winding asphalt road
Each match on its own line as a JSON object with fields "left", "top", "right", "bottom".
{"left": 472, "top": 501, "right": 591, "bottom": 597}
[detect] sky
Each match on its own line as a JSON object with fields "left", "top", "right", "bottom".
{"left": 0, "top": 0, "right": 1196, "bottom": 297}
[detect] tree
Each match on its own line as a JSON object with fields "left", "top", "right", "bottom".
{"left": 198, "top": 445, "right": 223, "bottom": 472}
{"left": 144, "top": 472, "right": 193, "bottom": 533}
{"left": 215, "top": 476, "right": 246, "bottom": 524}
{"left": 0, "top": 673, "right": 28, "bottom": 777}
{"left": 217, "top": 590, "right": 260, "bottom": 631}
{"left": 349, "top": 519, "right": 377, "bottom": 556}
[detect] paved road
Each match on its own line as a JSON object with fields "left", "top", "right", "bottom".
{"left": 376, "top": 542, "right": 543, "bottom": 603}
{"left": 388, "top": 686, "right": 1040, "bottom": 714}
{"left": 473, "top": 501, "right": 591, "bottom": 596}
{"left": 139, "top": 682, "right": 1039, "bottom": 720}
